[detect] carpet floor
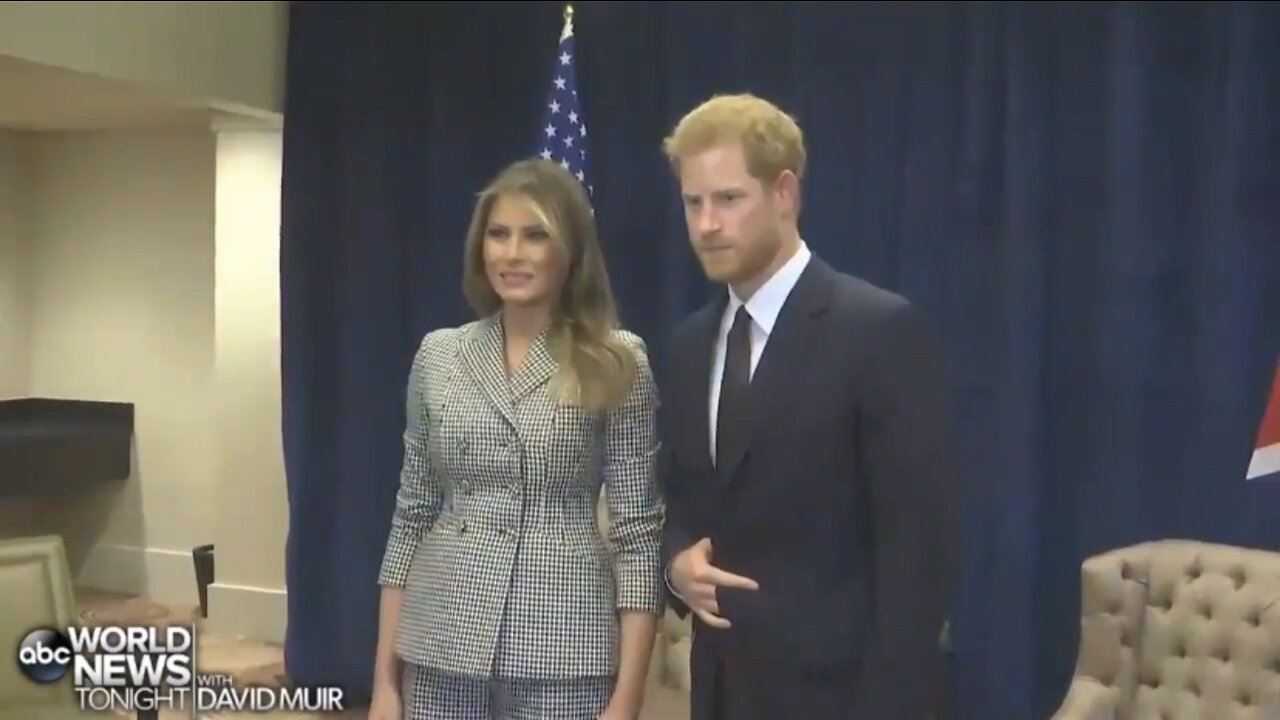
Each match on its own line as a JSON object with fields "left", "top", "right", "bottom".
{"left": 76, "top": 588, "right": 353, "bottom": 720}
{"left": 75, "top": 588, "right": 688, "bottom": 720}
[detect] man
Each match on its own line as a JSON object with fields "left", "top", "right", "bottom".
{"left": 657, "top": 93, "right": 955, "bottom": 719}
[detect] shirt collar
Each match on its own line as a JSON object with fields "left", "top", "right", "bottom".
{"left": 727, "top": 241, "right": 811, "bottom": 335}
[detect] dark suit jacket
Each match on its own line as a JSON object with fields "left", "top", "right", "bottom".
{"left": 659, "top": 256, "right": 956, "bottom": 720}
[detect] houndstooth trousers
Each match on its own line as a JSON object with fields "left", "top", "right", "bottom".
{"left": 401, "top": 661, "right": 613, "bottom": 720}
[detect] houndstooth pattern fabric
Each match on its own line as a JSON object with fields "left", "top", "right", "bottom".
{"left": 378, "top": 313, "right": 664, "bottom": 680}
{"left": 402, "top": 661, "right": 612, "bottom": 720}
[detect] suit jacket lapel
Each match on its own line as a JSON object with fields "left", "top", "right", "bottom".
{"left": 459, "top": 315, "right": 518, "bottom": 429}
{"left": 741, "top": 258, "right": 834, "bottom": 468}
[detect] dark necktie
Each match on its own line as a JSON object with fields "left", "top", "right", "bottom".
{"left": 716, "top": 306, "right": 753, "bottom": 475}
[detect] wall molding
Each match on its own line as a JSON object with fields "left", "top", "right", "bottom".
{"left": 77, "top": 543, "right": 198, "bottom": 608}
{"left": 206, "top": 582, "right": 287, "bottom": 644}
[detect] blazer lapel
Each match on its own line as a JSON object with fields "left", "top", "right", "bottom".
{"left": 458, "top": 316, "right": 517, "bottom": 429}
{"left": 510, "top": 329, "right": 556, "bottom": 404}
{"left": 738, "top": 257, "right": 834, "bottom": 475}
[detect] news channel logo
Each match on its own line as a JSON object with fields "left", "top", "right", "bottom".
{"left": 15, "top": 627, "right": 73, "bottom": 684}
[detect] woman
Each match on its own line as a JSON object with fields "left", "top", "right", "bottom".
{"left": 368, "top": 158, "right": 664, "bottom": 720}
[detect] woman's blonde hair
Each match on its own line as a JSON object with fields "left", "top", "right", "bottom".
{"left": 462, "top": 158, "right": 636, "bottom": 413}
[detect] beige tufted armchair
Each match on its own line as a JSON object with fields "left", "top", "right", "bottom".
{"left": 645, "top": 604, "right": 696, "bottom": 712}
{"left": 1052, "top": 540, "right": 1280, "bottom": 720}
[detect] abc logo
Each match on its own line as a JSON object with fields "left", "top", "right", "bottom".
{"left": 16, "top": 627, "right": 72, "bottom": 683}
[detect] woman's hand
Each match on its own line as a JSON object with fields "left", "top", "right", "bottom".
{"left": 367, "top": 684, "right": 401, "bottom": 720}
{"left": 596, "top": 704, "right": 637, "bottom": 720}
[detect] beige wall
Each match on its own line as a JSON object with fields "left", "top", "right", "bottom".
{"left": 0, "top": 127, "right": 287, "bottom": 641}
{"left": 0, "top": 2, "right": 287, "bottom": 117}
{"left": 0, "top": 131, "right": 31, "bottom": 399}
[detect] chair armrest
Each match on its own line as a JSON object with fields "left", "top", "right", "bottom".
{"left": 1048, "top": 677, "right": 1121, "bottom": 720}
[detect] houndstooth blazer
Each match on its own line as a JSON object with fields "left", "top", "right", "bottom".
{"left": 377, "top": 313, "right": 664, "bottom": 680}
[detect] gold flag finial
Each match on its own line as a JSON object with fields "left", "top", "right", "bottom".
{"left": 560, "top": 3, "right": 575, "bottom": 41}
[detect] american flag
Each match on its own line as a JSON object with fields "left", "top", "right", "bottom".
{"left": 537, "top": 4, "right": 592, "bottom": 196}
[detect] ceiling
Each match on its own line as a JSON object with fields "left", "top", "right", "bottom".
{"left": 0, "top": 53, "right": 265, "bottom": 131}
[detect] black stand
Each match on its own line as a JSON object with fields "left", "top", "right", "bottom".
{"left": 192, "top": 544, "right": 215, "bottom": 618}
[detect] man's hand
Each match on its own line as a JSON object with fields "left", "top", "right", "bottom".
{"left": 670, "top": 538, "right": 758, "bottom": 628}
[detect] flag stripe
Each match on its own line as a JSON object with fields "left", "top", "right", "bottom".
{"left": 1246, "top": 443, "right": 1280, "bottom": 480}
{"left": 1254, "top": 362, "right": 1280, "bottom": 448}
{"left": 1246, "top": 361, "right": 1280, "bottom": 480}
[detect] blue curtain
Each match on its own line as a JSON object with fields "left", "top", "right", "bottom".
{"left": 279, "top": 2, "right": 1280, "bottom": 717}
